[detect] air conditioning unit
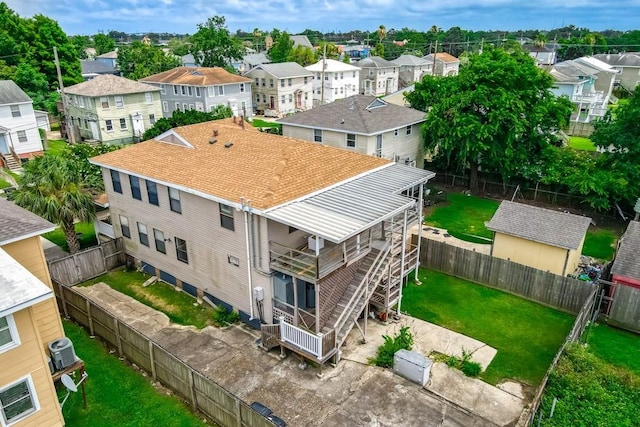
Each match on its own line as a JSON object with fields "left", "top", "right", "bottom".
{"left": 49, "top": 337, "right": 77, "bottom": 371}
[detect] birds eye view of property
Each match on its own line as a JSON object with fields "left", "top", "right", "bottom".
{"left": 2, "top": 1, "right": 640, "bottom": 425}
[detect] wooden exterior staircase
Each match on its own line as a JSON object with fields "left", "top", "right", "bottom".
{"left": 2, "top": 150, "right": 22, "bottom": 172}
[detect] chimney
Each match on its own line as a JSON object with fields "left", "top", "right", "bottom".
{"left": 213, "top": 129, "right": 219, "bottom": 137}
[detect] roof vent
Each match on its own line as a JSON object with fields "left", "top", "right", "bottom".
{"left": 209, "top": 138, "right": 217, "bottom": 144}
{"left": 225, "top": 142, "right": 233, "bottom": 148}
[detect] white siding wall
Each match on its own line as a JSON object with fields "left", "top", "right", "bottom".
{"left": 0, "top": 102, "right": 43, "bottom": 156}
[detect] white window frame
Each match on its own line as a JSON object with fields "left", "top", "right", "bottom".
{"left": 105, "top": 119, "right": 113, "bottom": 132}
{"left": 119, "top": 215, "right": 130, "bottom": 238}
{"left": 119, "top": 118, "right": 127, "bottom": 130}
{"left": 100, "top": 96, "right": 109, "bottom": 109}
{"left": 114, "top": 95, "right": 124, "bottom": 109}
{"left": 0, "top": 315, "right": 20, "bottom": 354}
{"left": 187, "top": 86, "right": 193, "bottom": 96}
{"left": 9, "top": 105, "right": 20, "bottom": 118}
{"left": 195, "top": 87, "right": 201, "bottom": 97}
{"left": 174, "top": 102, "right": 180, "bottom": 112}
{"left": 240, "top": 83, "right": 245, "bottom": 93}
{"left": 161, "top": 85, "right": 166, "bottom": 95}
{"left": 145, "top": 92, "right": 153, "bottom": 104}
{"left": 78, "top": 96, "right": 84, "bottom": 107}
{"left": 182, "top": 103, "right": 188, "bottom": 111}
{"left": 208, "top": 86, "right": 215, "bottom": 97}
{"left": 173, "top": 85, "right": 179, "bottom": 95}
{"left": 346, "top": 133, "right": 356, "bottom": 148}
{"left": 162, "top": 101, "right": 168, "bottom": 113}
{"left": 0, "top": 375, "right": 39, "bottom": 425}
{"left": 16, "top": 131, "right": 27, "bottom": 143}
{"left": 217, "top": 86, "right": 224, "bottom": 96}
{"left": 149, "top": 113, "right": 156, "bottom": 125}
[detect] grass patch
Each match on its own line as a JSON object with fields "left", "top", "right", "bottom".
{"left": 0, "top": 177, "right": 10, "bottom": 189}
{"left": 251, "top": 118, "right": 280, "bottom": 128}
{"left": 582, "top": 228, "right": 619, "bottom": 261}
{"left": 568, "top": 136, "right": 596, "bottom": 151}
{"left": 586, "top": 324, "right": 640, "bottom": 375}
{"left": 424, "top": 192, "right": 499, "bottom": 243}
{"left": 43, "top": 221, "right": 97, "bottom": 251}
{"left": 61, "top": 320, "right": 208, "bottom": 426}
{"left": 46, "top": 139, "right": 69, "bottom": 156}
{"left": 81, "top": 269, "right": 216, "bottom": 329}
{"left": 6, "top": 170, "right": 20, "bottom": 182}
{"left": 402, "top": 269, "right": 575, "bottom": 385}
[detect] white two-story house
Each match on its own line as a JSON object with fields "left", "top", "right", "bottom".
{"left": 305, "top": 59, "right": 361, "bottom": 106}
{"left": 65, "top": 74, "right": 163, "bottom": 144}
{"left": 356, "top": 56, "right": 399, "bottom": 96}
{"left": 90, "top": 118, "right": 434, "bottom": 367}
{"left": 0, "top": 80, "right": 44, "bottom": 170}
{"left": 140, "top": 67, "right": 254, "bottom": 118}
{"left": 423, "top": 53, "right": 460, "bottom": 76}
{"left": 243, "top": 63, "right": 313, "bottom": 116}
{"left": 391, "top": 55, "right": 433, "bottom": 88}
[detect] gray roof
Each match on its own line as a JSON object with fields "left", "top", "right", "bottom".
{"left": 65, "top": 74, "right": 161, "bottom": 96}
{"left": 486, "top": 201, "right": 591, "bottom": 250}
{"left": 97, "top": 50, "right": 118, "bottom": 59}
{"left": 552, "top": 60, "right": 598, "bottom": 79}
{"left": 0, "top": 80, "right": 32, "bottom": 105}
{"left": 593, "top": 53, "right": 640, "bottom": 68}
{"left": 611, "top": 221, "right": 640, "bottom": 281}
{"left": 391, "top": 55, "right": 431, "bottom": 66}
{"left": 0, "top": 247, "right": 53, "bottom": 316}
{"left": 181, "top": 54, "right": 197, "bottom": 65}
{"left": 243, "top": 53, "right": 271, "bottom": 66}
{"left": 264, "top": 163, "right": 435, "bottom": 243}
{"left": 246, "top": 62, "right": 313, "bottom": 78}
{"left": 357, "top": 56, "right": 397, "bottom": 68}
{"left": 291, "top": 35, "right": 313, "bottom": 49}
{"left": 81, "top": 60, "right": 118, "bottom": 75}
{"left": 277, "top": 95, "right": 425, "bottom": 135}
{"left": 0, "top": 198, "right": 57, "bottom": 245}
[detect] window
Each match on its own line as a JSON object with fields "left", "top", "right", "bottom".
{"left": 0, "top": 315, "right": 19, "bottom": 353}
{"left": 110, "top": 170, "right": 122, "bottom": 193}
{"left": 175, "top": 237, "right": 188, "bottom": 263}
{"left": 84, "top": 119, "right": 88, "bottom": 129}
{"left": 353, "top": 71, "right": 356, "bottom": 78}
{"left": 394, "top": 128, "right": 399, "bottom": 137}
{"left": 262, "top": 94, "right": 266, "bottom": 103}
{"left": 137, "top": 222, "right": 149, "bottom": 246}
{"left": 187, "top": 86, "right": 192, "bottom": 96}
{"left": 269, "top": 79, "right": 274, "bottom": 88}
{"left": 188, "top": 104, "right": 194, "bottom": 110}
{"left": 281, "top": 95, "right": 285, "bottom": 105}
{"left": 219, "top": 204, "right": 234, "bottom": 231}
{"left": 313, "top": 129, "right": 322, "bottom": 143}
{"left": 240, "top": 83, "right": 245, "bottom": 93}
{"left": 254, "top": 78, "right": 259, "bottom": 86}
{"left": 119, "top": 118, "right": 127, "bottom": 130}
{"left": 100, "top": 96, "right": 109, "bottom": 109}
{"left": 146, "top": 181, "right": 158, "bottom": 205}
{"left": 316, "top": 73, "right": 321, "bottom": 79}
{"left": 145, "top": 92, "right": 153, "bottom": 104}
{"left": 280, "top": 79, "right": 284, "bottom": 88}
{"left": 406, "top": 125, "right": 412, "bottom": 135}
{"left": 182, "top": 103, "right": 188, "bottom": 111}
{"left": 304, "top": 76, "right": 308, "bottom": 84}
{"left": 16, "top": 131, "right": 27, "bottom": 143}
{"left": 115, "top": 96, "right": 124, "bottom": 108}
{"left": 119, "top": 215, "right": 130, "bottom": 238}
{"left": 173, "top": 85, "right": 179, "bottom": 95}
{"left": 78, "top": 96, "right": 84, "bottom": 107}
{"left": 334, "top": 74, "right": 338, "bottom": 80}
{"left": 161, "top": 85, "right": 166, "bottom": 94}
{"left": 195, "top": 87, "right": 201, "bottom": 97}
{"left": 105, "top": 119, "right": 113, "bottom": 132}
{"left": 10, "top": 105, "right": 20, "bottom": 118}
{"left": 215, "top": 86, "right": 223, "bottom": 96}
{"left": 288, "top": 78, "right": 292, "bottom": 86}
{"left": 154, "top": 229, "right": 166, "bottom": 254}
{"left": 149, "top": 113, "right": 156, "bottom": 125}
{"left": 0, "top": 376, "right": 39, "bottom": 425}
{"left": 256, "top": 94, "right": 260, "bottom": 102}
{"left": 168, "top": 187, "right": 181, "bottom": 213}
{"left": 261, "top": 78, "right": 266, "bottom": 87}
{"left": 181, "top": 86, "right": 186, "bottom": 95}
{"left": 175, "top": 102, "right": 180, "bottom": 112}
{"left": 129, "top": 175, "right": 141, "bottom": 200}
{"left": 227, "top": 255, "right": 240, "bottom": 266}
{"left": 346, "top": 133, "right": 356, "bottom": 148}
{"left": 340, "top": 72, "right": 344, "bottom": 79}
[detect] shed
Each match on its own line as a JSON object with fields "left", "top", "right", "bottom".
{"left": 611, "top": 221, "right": 640, "bottom": 289}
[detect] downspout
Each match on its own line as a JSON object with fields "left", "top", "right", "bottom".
{"left": 562, "top": 249, "right": 570, "bottom": 277}
{"left": 248, "top": 208, "right": 271, "bottom": 277}
{"left": 414, "top": 183, "right": 424, "bottom": 283}
{"left": 241, "top": 197, "right": 255, "bottom": 320}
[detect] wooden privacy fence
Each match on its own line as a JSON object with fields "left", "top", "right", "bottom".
{"left": 602, "top": 283, "right": 640, "bottom": 334}
{"left": 53, "top": 282, "right": 274, "bottom": 427}
{"left": 48, "top": 238, "right": 126, "bottom": 286}
{"left": 417, "top": 238, "right": 595, "bottom": 314}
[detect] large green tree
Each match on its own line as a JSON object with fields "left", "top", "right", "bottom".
{"left": 407, "top": 47, "right": 573, "bottom": 192}
{"left": 142, "top": 107, "right": 233, "bottom": 140}
{"left": 13, "top": 155, "right": 95, "bottom": 253}
{"left": 287, "top": 45, "right": 317, "bottom": 66}
{"left": 93, "top": 33, "right": 115, "bottom": 55}
{"left": 117, "top": 41, "right": 180, "bottom": 80}
{"left": 189, "top": 16, "right": 244, "bottom": 67}
{"left": 268, "top": 30, "right": 293, "bottom": 63}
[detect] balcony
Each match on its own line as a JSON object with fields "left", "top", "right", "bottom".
{"left": 572, "top": 91, "right": 605, "bottom": 104}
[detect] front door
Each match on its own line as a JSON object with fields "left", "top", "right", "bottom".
{"left": 89, "top": 121, "right": 99, "bottom": 140}
{"left": 269, "top": 96, "right": 275, "bottom": 109}
{"left": 131, "top": 113, "right": 144, "bottom": 138}
{"left": 375, "top": 134, "right": 383, "bottom": 157}
{"left": 0, "top": 134, "right": 9, "bottom": 154}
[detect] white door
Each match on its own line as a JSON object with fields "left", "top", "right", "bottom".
{"left": 131, "top": 113, "right": 144, "bottom": 138}
{"left": 89, "top": 121, "right": 99, "bottom": 140}
{"left": 0, "top": 134, "right": 9, "bottom": 154}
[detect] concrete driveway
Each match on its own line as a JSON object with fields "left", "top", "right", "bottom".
{"left": 76, "top": 283, "right": 526, "bottom": 427}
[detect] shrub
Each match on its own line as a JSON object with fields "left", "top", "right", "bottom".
{"left": 370, "top": 326, "right": 414, "bottom": 368}
{"left": 212, "top": 306, "right": 240, "bottom": 327}
{"left": 461, "top": 360, "right": 482, "bottom": 377}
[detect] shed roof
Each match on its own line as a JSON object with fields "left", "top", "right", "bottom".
{"left": 0, "top": 248, "right": 53, "bottom": 317}
{"left": 611, "top": 221, "right": 640, "bottom": 281}
{"left": 0, "top": 198, "right": 57, "bottom": 245}
{"left": 66, "top": 74, "right": 161, "bottom": 96}
{"left": 486, "top": 201, "right": 591, "bottom": 250}
{"left": 0, "top": 80, "right": 32, "bottom": 105}
{"left": 140, "top": 66, "right": 251, "bottom": 86}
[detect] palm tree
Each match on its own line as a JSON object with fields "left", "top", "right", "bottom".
{"left": 376, "top": 25, "right": 386, "bottom": 45}
{"left": 13, "top": 154, "right": 95, "bottom": 253}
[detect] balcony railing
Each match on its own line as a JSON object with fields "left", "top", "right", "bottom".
{"left": 278, "top": 318, "right": 336, "bottom": 360}
{"left": 94, "top": 219, "right": 115, "bottom": 239}
{"left": 572, "top": 91, "right": 605, "bottom": 103}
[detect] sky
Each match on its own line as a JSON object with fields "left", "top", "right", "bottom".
{"left": 5, "top": 0, "right": 640, "bottom": 36}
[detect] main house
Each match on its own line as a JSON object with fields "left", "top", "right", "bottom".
{"left": 0, "top": 80, "right": 45, "bottom": 170}
{"left": 243, "top": 63, "right": 313, "bottom": 116}
{"left": 278, "top": 95, "right": 426, "bottom": 167}
{"left": 305, "top": 59, "right": 361, "bottom": 106}
{"left": 0, "top": 198, "right": 68, "bottom": 427}
{"left": 140, "top": 67, "right": 254, "bottom": 118}
{"left": 391, "top": 55, "right": 433, "bottom": 88}
{"left": 65, "top": 74, "right": 163, "bottom": 144}
{"left": 90, "top": 118, "right": 434, "bottom": 365}
{"left": 356, "top": 56, "right": 399, "bottom": 96}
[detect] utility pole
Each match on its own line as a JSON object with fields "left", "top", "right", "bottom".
{"left": 54, "top": 46, "right": 75, "bottom": 144}
{"left": 432, "top": 40, "right": 438, "bottom": 76}
{"left": 320, "top": 43, "right": 327, "bottom": 105}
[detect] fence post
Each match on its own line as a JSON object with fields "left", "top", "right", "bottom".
{"left": 74, "top": 253, "right": 83, "bottom": 285}
{"left": 148, "top": 341, "right": 157, "bottom": 381}
{"left": 86, "top": 299, "right": 94, "bottom": 336}
{"left": 58, "top": 282, "right": 69, "bottom": 319}
{"left": 189, "top": 370, "right": 197, "bottom": 412}
{"left": 234, "top": 398, "right": 242, "bottom": 427}
{"left": 114, "top": 317, "right": 123, "bottom": 357}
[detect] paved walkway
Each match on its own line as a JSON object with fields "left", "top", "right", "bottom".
{"left": 410, "top": 224, "right": 492, "bottom": 255}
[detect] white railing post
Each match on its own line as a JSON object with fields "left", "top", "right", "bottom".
{"left": 317, "top": 332, "right": 323, "bottom": 359}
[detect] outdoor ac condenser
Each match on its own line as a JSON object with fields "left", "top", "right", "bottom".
{"left": 393, "top": 349, "right": 432, "bottom": 386}
{"left": 49, "top": 337, "right": 77, "bottom": 371}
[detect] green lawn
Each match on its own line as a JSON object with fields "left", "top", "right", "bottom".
{"left": 582, "top": 228, "right": 619, "bottom": 261}
{"left": 251, "top": 118, "right": 281, "bottom": 129}
{"left": 43, "top": 221, "right": 97, "bottom": 251}
{"left": 46, "top": 139, "right": 69, "bottom": 156}
{"left": 402, "top": 269, "right": 575, "bottom": 386}
{"left": 0, "top": 177, "right": 10, "bottom": 189}
{"left": 424, "top": 192, "right": 499, "bottom": 243}
{"left": 568, "top": 136, "right": 597, "bottom": 151}
{"left": 586, "top": 323, "right": 640, "bottom": 375}
{"left": 61, "top": 320, "right": 208, "bottom": 427}
{"left": 81, "top": 270, "right": 216, "bottom": 328}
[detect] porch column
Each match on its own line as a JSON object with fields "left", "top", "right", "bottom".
{"left": 414, "top": 183, "right": 424, "bottom": 282}
{"left": 315, "top": 281, "right": 320, "bottom": 334}
{"left": 397, "top": 209, "right": 408, "bottom": 315}
{"left": 293, "top": 277, "right": 299, "bottom": 325}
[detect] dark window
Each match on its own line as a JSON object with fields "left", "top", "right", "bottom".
{"left": 0, "top": 378, "right": 37, "bottom": 424}
{"left": 346, "top": 133, "right": 356, "bottom": 148}
{"left": 168, "top": 187, "right": 181, "bottom": 213}
{"left": 137, "top": 222, "right": 149, "bottom": 246}
{"left": 129, "top": 176, "right": 141, "bottom": 200}
{"left": 406, "top": 125, "right": 412, "bottom": 135}
{"left": 146, "top": 181, "right": 159, "bottom": 206}
{"left": 175, "top": 237, "right": 188, "bottom": 263}
{"left": 111, "top": 170, "right": 122, "bottom": 193}
{"left": 120, "top": 215, "right": 130, "bottom": 238}
{"left": 154, "top": 229, "right": 166, "bottom": 254}
{"left": 314, "top": 129, "right": 322, "bottom": 143}
{"left": 219, "top": 204, "right": 234, "bottom": 231}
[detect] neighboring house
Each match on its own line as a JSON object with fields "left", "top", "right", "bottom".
{"left": 305, "top": 59, "right": 361, "bottom": 105}
{"left": 338, "top": 42, "right": 370, "bottom": 62}
{"left": 593, "top": 53, "right": 640, "bottom": 93}
{"left": 486, "top": 201, "right": 592, "bottom": 276}
{"left": 0, "top": 198, "right": 67, "bottom": 427}
{"left": 610, "top": 221, "right": 640, "bottom": 289}
{"left": 391, "top": 55, "right": 433, "bottom": 87}
{"left": 278, "top": 95, "right": 426, "bottom": 167}
{"left": 422, "top": 53, "right": 460, "bottom": 76}
{"left": 96, "top": 50, "right": 118, "bottom": 68}
{"left": 523, "top": 45, "right": 557, "bottom": 65}
{"left": 0, "top": 80, "right": 44, "bottom": 169}
{"left": 238, "top": 53, "right": 271, "bottom": 74}
{"left": 243, "top": 63, "right": 313, "bottom": 116}
{"left": 181, "top": 54, "right": 198, "bottom": 67}
{"left": 290, "top": 35, "right": 313, "bottom": 49}
{"left": 81, "top": 59, "right": 120, "bottom": 80}
{"left": 90, "top": 118, "right": 434, "bottom": 365}
{"left": 140, "top": 67, "right": 254, "bottom": 118}
{"left": 383, "top": 84, "right": 415, "bottom": 107}
{"left": 356, "top": 56, "right": 399, "bottom": 96}
{"left": 34, "top": 111, "right": 50, "bottom": 132}
{"left": 84, "top": 47, "right": 97, "bottom": 59}
{"left": 65, "top": 74, "right": 163, "bottom": 144}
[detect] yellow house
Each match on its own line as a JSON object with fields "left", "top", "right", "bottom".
{"left": 486, "top": 201, "right": 592, "bottom": 276}
{"left": 0, "top": 198, "right": 66, "bottom": 426}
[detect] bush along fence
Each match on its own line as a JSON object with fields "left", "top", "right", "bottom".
{"left": 53, "top": 281, "right": 275, "bottom": 427}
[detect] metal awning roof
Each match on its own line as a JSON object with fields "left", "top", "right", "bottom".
{"left": 264, "top": 164, "right": 435, "bottom": 243}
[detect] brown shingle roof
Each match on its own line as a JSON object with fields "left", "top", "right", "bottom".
{"left": 140, "top": 66, "right": 252, "bottom": 86}
{"left": 66, "top": 74, "right": 161, "bottom": 97}
{"left": 91, "top": 118, "right": 389, "bottom": 210}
